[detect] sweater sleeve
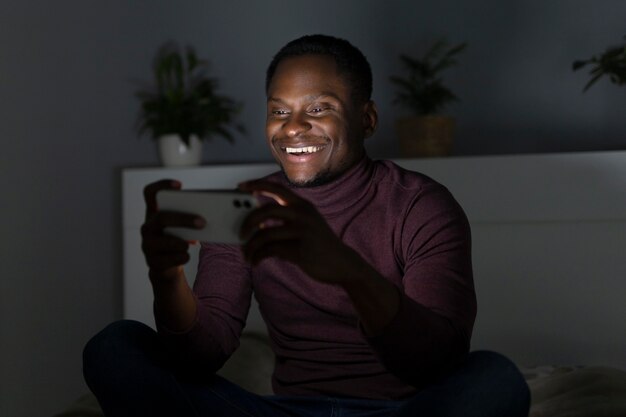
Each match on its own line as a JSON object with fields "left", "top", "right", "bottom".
{"left": 156, "top": 243, "right": 253, "bottom": 375}
{"left": 366, "top": 182, "right": 476, "bottom": 387}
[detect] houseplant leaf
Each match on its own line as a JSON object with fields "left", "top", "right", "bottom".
{"left": 135, "top": 42, "right": 244, "bottom": 147}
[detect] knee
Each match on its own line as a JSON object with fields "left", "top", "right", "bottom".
{"left": 468, "top": 350, "right": 517, "bottom": 370}
{"left": 470, "top": 350, "right": 523, "bottom": 375}
{"left": 468, "top": 351, "right": 530, "bottom": 410}
{"left": 83, "top": 320, "right": 155, "bottom": 382}
{"left": 468, "top": 351, "right": 526, "bottom": 381}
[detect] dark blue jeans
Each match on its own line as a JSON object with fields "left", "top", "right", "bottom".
{"left": 83, "top": 320, "right": 530, "bottom": 417}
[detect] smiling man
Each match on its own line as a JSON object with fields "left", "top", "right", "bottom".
{"left": 84, "top": 35, "right": 530, "bottom": 417}
{"left": 264, "top": 52, "right": 375, "bottom": 187}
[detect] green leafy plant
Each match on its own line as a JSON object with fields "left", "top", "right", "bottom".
{"left": 573, "top": 36, "right": 626, "bottom": 92}
{"left": 390, "top": 39, "right": 467, "bottom": 115}
{"left": 135, "top": 42, "right": 244, "bottom": 146}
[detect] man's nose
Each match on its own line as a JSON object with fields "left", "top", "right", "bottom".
{"left": 284, "top": 113, "right": 312, "bottom": 138}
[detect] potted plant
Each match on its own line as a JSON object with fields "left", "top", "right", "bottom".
{"left": 135, "top": 42, "right": 244, "bottom": 167}
{"left": 389, "top": 39, "right": 467, "bottom": 157}
{"left": 573, "top": 36, "right": 626, "bottom": 91}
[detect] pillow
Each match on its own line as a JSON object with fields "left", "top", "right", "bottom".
{"left": 526, "top": 365, "right": 626, "bottom": 417}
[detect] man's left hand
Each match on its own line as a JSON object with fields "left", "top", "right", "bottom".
{"left": 238, "top": 180, "right": 363, "bottom": 286}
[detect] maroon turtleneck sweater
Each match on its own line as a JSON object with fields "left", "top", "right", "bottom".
{"left": 158, "top": 157, "right": 476, "bottom": 400}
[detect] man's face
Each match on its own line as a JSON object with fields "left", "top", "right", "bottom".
{"left": 265, "top": 54, "right": 376, "bottom": 187}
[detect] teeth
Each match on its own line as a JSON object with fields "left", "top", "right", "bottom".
{"left": 285, "top": 146, "right": 324, "bottom": 154}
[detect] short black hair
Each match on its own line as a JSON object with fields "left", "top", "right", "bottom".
{"left": 265, "top": 34, "right": 373, "bottom": 103}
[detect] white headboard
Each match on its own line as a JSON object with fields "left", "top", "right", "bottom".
{"left": 122, "top": 151, "right": 626, "bottom": 369}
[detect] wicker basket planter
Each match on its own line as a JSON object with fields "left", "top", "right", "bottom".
{"left": 395, "top": 115, "right": 455, "bottom": 157}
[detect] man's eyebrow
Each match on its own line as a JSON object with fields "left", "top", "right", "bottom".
{"left": 267, "top": 92, "right": 341, "bottom": 103}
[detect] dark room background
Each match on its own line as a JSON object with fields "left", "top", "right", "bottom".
{"left": 1, "top": 1, "right": 624, "bottom": 415}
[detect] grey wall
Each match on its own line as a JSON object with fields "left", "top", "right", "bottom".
{"left": 0, "top": 1, "right": 624, "bottom": 415}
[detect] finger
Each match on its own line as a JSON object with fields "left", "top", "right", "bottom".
{"left": 146, "top": 252, "right": 191, "bottom": 272}
{"left": 239, "top": 204, "right": 304, "bottom": 240}
{"left": 144, "top": 179, "right": 182, "bottom": 217}
{"left": 242, "top": 225, "right": 301, "bottom": 263}
{"left": 155, "top": 210, "right": 206, "bottom": 230}
{"left": 238, "top": 180, "right": 303, "bottom": 207}
{"left": 142, "top": 235, "right": 189, "bottom": 255}
{"left": 142, "top": 211, "right": 206, "bottom": 236}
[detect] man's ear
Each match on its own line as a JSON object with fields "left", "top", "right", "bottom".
{"left": 362, "top": 100, "right": 378, "bottom": 138}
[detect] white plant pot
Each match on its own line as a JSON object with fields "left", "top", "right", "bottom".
{"left": 157, "top": 134, "right": 203, "bottom": 167}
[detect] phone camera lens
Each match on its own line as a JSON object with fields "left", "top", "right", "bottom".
{"left": 243, "top": 200, "right": 252, "bottom": 209}
{"left": 233, "top": 199, "right": 242, "bottom": 208}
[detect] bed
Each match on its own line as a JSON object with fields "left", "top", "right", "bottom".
{"left": 55, "top": 151, "right": 626, "bottom": 415}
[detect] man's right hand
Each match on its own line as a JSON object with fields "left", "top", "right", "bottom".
{"left": 140, "top": 179, "right": 206, "bottom": 283}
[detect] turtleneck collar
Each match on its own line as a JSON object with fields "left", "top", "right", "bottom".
{"left": 278, "top": 155, "right": 375, "bottom": 217}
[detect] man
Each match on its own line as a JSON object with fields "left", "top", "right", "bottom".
{"left": 84, "top": 34, "right": 530, "bottom": 416}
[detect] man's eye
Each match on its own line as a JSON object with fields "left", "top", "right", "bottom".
{"left": 272, "top": 110, "right": 289, "bottom": 115}
{"left": 310, "top": 107, "right": 327, "bottom": 114}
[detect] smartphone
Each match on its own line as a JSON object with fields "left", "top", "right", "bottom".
{"left": 156, "top": 189, "right": 258, "bottom": 243}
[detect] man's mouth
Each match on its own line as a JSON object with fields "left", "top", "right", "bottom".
{"left": 282, "top": 145, "right": 326, "bottom": 155}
